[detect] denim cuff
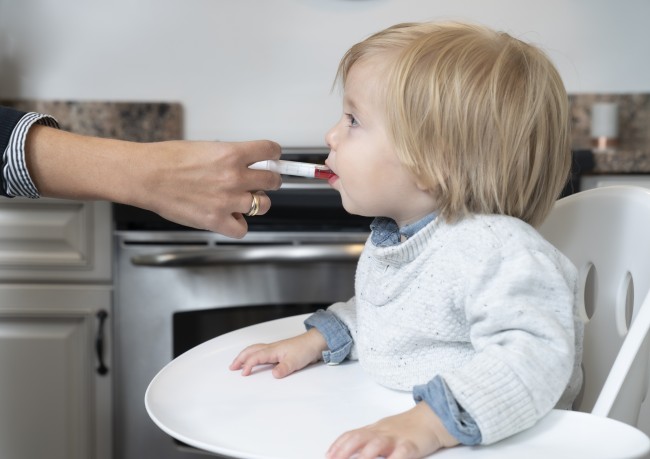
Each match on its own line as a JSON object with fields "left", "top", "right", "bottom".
{"left": 413, "top": 375, "right": 482, "bottom": 445}
{"left": 304, "top": 309, "right": 353, "bottom": 364}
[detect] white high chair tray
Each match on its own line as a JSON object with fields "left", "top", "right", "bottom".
{"left": 146, "top": 314, "right": 650, "bottom": 459}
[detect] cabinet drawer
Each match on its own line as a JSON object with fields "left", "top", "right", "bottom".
{"left": 0, "top": 198, "right": 111, "bottom": 281}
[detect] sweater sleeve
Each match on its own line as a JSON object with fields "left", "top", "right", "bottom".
{"left": 441, "top": 244, "right": 577, "bottom": 444}
{"left": 1, "top": 106, "right": 59, "bottom": 198}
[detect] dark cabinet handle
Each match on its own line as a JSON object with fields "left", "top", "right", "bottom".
{"left": 96, "top": 310, "right": 109, "bottom": 376}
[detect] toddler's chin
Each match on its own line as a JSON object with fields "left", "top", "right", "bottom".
{"left": 340, "top": 200, "right": 366, "bottom": 218}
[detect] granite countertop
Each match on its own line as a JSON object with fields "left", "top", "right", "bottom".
{"left": 0, "top": 100, "right": 183, "bottom": 142}
{"left": 590, "top": 149, "right": 650, "bottom": 174}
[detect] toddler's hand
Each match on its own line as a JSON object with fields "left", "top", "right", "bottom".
{"left": 229, "top": 328, "right": 328, "bottom": 378}
{"left": 326, "top": 402, "right": 459, "bottom": 459}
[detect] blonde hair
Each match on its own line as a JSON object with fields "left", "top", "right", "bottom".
{"left": 336, "top": 22, "right": 571, "bottom": 227}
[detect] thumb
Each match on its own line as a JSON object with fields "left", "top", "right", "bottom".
{"left": 272, "top": 360, "right": 296, "bottom": 379}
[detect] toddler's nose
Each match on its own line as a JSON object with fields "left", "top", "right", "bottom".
{"left": 325, "top": 124, "right": 338, "bottom": 150}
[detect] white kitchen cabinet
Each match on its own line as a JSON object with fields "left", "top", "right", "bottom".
{"left": 0, "top": 199, "right": 112, "bottom": 459}
{"left": 581, "top": 174, "right": 650, "bottom": 191}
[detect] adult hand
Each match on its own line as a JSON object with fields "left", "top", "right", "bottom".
{"left": 134, "top": 139, "right": 282, "bottom": 238}
{"left": 25, "top": 126, "right": 283, "bottom": 238}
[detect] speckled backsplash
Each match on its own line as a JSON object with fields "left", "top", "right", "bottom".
{"left": 569, "top": 93, "right": 650, "bottom": 152}
{"left": 0, "top": 100, "right": 183, "bottom": 142}
{"left": 3, "top": 95, "right": 648, "bottom": 148}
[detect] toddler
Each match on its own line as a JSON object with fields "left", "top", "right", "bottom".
{"left": 231, "top": 21, "right": 583, "bottom": 459}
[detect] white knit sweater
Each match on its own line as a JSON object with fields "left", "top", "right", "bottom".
{"left": 329, "top": 214, "right": 583, "bottom": 444}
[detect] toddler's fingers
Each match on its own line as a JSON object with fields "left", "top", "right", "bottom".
{"left": 271, "top": 360, "right": 298, "bottom": 379}
{"left": 229, "top": 343, "right": 268, "bottom": 370}
{"left": 239, "top": 350, "right": 280, "bottom": 376}
{"left": 327, "top": 430, "right": 374, "bottom": 459}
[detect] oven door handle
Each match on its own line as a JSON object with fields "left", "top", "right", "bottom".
{"left": 130, "top": 243, "right": 365, "bottom": 266}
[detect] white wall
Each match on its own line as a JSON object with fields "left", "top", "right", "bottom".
{"left": 1, "top": 0, "right": 649, "bottom": 145}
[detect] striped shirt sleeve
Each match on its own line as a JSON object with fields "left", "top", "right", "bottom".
{"left": 1, "top": 111, "right": 59, "bottom": 198}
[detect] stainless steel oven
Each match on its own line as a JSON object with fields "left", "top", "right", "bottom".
{"left": 112, "top": 149, "right": 371, "bottom": 459}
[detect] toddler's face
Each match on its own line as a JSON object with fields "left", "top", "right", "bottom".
{"left": 325, "top": 58, "right": 436, "bottom": 227}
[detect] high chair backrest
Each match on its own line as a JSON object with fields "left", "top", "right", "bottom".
{"left": 538, "top": 185, "right": 650, "bottom": 427}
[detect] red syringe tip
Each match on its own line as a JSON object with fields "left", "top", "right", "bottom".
{"left": 314, "top": 168, "right": 336, "bottom": 180}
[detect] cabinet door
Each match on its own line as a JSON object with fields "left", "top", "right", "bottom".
{"left": 0, "top": 285, "right": 112, "bottom": 459}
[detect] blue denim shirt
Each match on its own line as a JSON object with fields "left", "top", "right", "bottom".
{"left": 304, "top": 213, "right": 482, "bottom": 445}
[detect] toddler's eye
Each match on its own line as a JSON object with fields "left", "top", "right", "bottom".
{"left": 346, "top": 113, "right": 359, "bottom": 127}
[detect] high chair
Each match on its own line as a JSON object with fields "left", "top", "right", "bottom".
{"left": 538, "top": 185, "right": 650, "bottom": 429}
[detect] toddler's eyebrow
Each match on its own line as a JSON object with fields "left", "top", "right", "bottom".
{"left": 343, "top": 94, "right": 370, "bottom": 121}
{"left": 343, "top": 93, "right": 358, "bottom": 110}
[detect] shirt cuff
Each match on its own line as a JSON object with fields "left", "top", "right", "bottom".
{"left": 413, "top": 375, "right": 482, "bottom": 446}
{"left": 304, "top": 309, "right": 353, "bottom": 365}
{"left": 2, "top": 112, "right": 59, "bottom": 198}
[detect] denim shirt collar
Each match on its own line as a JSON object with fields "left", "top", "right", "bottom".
{"left": 370, "top": 212, "right": 437, "bottom": 247}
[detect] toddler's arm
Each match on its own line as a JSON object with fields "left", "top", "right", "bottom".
{"left": 229, "top": 328, "right": 328, "bottom": 378}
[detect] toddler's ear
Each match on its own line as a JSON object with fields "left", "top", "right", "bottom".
{"left": 415, "top": 176, "right": 432, "bottom": 192}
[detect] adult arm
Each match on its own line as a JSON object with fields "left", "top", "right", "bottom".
{"left": 24, "top": 125, "right": 282, "bottom": 237}
{"left": 2, "top": 106, "right": 283, "bottom": 237}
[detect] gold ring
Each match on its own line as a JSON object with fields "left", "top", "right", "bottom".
{"left": 245, "top": 192, "right": 261, "bottom": 217}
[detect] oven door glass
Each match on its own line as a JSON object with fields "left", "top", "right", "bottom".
{"left": 173, "top": 303, "right": 326, "bottom": 358}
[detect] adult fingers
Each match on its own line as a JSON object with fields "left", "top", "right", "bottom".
{"left": 210, "top": 213, "right": 249, "bottom": 239}
{"left": 233, "top": 140, "right": 283, "bottom": 191}
{"left": 241, "top": 191, "right": 271, "bottom": 217}
{"left": 234, "top": 139, "right": 282, "bottom": 163}
{"left": 241, "top": 168, "right": 282, "bottom": 192}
